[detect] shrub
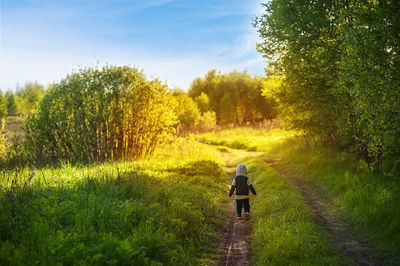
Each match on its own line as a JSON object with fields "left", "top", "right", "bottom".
{"left": 25, "top": 66, "right": 177, "bottom": 162}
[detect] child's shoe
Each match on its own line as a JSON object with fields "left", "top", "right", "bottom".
{"left": 236, "top": 216, "right": 242, "bottom": 219}
{"left": 244, "top": 212, "right": 250, "bottom": 220}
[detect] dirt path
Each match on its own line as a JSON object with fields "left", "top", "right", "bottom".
{"left": 266, "top": 159, "right": 379, "bottom": 266}
{"left": 218, "top": 150, "right": 262, "bottom": 266}
{"left": 219, "top": 200, "right": 252, "bottom": 266}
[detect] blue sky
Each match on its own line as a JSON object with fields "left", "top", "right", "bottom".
{"left": 1, "top": 0, "right": 266, "bottom": 91}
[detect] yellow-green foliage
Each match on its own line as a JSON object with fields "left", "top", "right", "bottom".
{"left": 0, "top": 137, "right": 226, "bottom": 265}
{"left": 0, "top": 119, "right": 7, "bottom": 160}
{"left": 189, "top": 70, "right": 276, "bottom": 124}
{"left": 25, "top": 66, "right": 177, "bottom": 162}
{"left": 173, "top": 91, "right": 200, "bottom": 129}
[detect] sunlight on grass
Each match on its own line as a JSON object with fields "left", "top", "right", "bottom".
{"left": 201, "top": 128, "right": 294, "bottom": 154}
{"left": 0, "top": 136, "right": 227, "bottom": 265}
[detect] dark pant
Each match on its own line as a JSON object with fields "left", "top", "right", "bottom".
{"left": 236, "top": 198, "right": 250, "bottom": 216}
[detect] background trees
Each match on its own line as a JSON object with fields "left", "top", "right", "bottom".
{"left": 0, "top": 92, "right": 7, "bottom": 119}
{"left": 16, "top": 82, "right": 45, "bottom": 115}
{"left": 189, "top": 70, "right": 276, "bottom": 125}
{"left": 6, "top": 92, "right": 17, "bottom": 116}
{"left": 255, "top": 0, "right": 400, "bottom": 173}
{"left": 25, "top": 66, "right": 177, "bottom": 162}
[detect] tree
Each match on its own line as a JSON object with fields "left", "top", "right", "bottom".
{"left": 189, "top": 70, "right": 277, "bottom": 125}
{"left": 194, "top": 92, "right": 210, "bottom": 114}
{"left": 16, "top": 82, "right": 45, "bottom": 115}
{"left": 339, "top": 0, "right": 400, "bottom": 172}
{"left": 6, "top": 92, "right": 17, "bottom": 116}
{"left": 255, "top": 0, "right": 400, "bottom": 173}
{"left": 255, "top": 0, "right": 346, "bottom": 145}
{"left": 173, "top": 90, "right": 200, "bottom": 130}
{"left": 0, "top": 92, "right": 7, "bottom": 119}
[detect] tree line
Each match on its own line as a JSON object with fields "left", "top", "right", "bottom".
{"left": 0, "top": 82, "right": 45, "bottom": 118}
{"left": 1, "top": 66, "right": 276, "bottom": 165}
{"left": 189, "top": 70, "right": 277, "bottom": 125}
{"left": 255, "top": 0, "right": 400, "bottom": 173}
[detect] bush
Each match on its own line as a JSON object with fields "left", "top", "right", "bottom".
{"left": 25, "top": 66, "right": 177, "bottom": 162}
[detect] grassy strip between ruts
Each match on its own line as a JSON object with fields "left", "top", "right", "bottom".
{"left": 0, "top": 137, "right": 227, "bottom": 265}
{"left": 202, "top": 127, "right": 400, "bottom": 265}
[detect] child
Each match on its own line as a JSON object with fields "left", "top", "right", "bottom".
{"left": 229, "top": 163, "right": 257, "bottom": 220}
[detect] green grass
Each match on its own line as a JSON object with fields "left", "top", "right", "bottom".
{"left": 202, "top": 127, "right": 400, "bottom": 265}
{"left": 0, "top": 136, "right": 227, "bottom": 265}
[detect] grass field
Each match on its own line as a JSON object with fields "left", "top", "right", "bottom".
{"left": 0, "top": 136, "right": 227, "bottom": 265}
{"left": 2, "top": 126, "right": 399, "bottom": 265}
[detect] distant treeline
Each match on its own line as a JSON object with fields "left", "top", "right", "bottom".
{"left": 189, "top": 70, "right": 276, "bottom": 125}
{"left": 0, "top": 67, "right": 276, "bottom": 164}
{"left": 0, "top": 82, "right": 45, "bottom": 118}
{"left": 255, "top": 0, "right": 400, "bottom": 173}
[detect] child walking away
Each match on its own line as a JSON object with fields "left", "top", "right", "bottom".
{"left": 229, "top": 163, "right": 257, "bottom": 220}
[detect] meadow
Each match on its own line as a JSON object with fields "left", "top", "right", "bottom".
{"left": 0, "top": 136, "right": 227, "bottom": 265}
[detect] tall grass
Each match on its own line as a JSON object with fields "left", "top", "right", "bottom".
{"left": 0, "top": 136, "right": 226, "bottom": 265}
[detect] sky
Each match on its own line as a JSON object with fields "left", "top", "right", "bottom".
{"left": 0, "top": 0, "right": 266, "bottom": 91}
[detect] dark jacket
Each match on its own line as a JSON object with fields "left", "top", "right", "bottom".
{"left": 229, "top": 175, "right": 257, "bottom": 199}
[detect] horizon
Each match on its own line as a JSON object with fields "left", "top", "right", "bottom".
{"left": 0, "top": 0, "right": 266, "bottom": 92}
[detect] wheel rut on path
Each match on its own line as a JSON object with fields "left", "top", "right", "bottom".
{"left": 219, "top": 200, "right": 252, "bottom": 266}
{"left": 265, "top": 159, "right": 379, "bottom": 266}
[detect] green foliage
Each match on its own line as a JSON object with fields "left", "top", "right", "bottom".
{"left": 339, "top": 0, "right": 400, "bottom": 173}
{"left": 173, "top": 90, "right": 200, "bottom": 130}
{"left": 6, "top": 91, "right": 18, "bottom": 116}
{"left": 0, "top": 140, "right": 226, "bottom": 265}
{"left": 25, "top": 66, "right": 178, "bottom": 162}
{"left": 255, "top": 0, "right": 400, "bottom": 173}
{"left": 0, "top": 93, "right": 7, "bottom": 119}
{"left": 194, "top": 92, "right": 210, "bottom": 114}
{"left": 16, "top": 82, "right": 45, "bottom": 115}
{"left": 189, "top": 70, "right": 276, "bottom": 125}
{"left": 0, "top": 119, "right": 7, "bottom": 161}
{"left": 255, "top": 0, "right": 346, "bottom": 144}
